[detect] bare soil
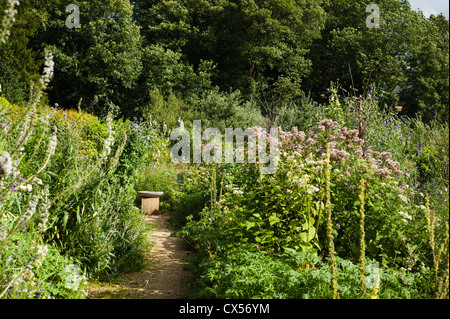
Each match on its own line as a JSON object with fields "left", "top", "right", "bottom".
{"left": 87, "top": 211, "right": 193, "bottom": 299}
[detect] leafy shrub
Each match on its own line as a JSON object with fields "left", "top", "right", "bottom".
{"left": 276, "top": 93, "right": 326, "bottom": 133}
{"left": 1, "top": 90, "right": 159, "bottom": 297}
{"left": 188, "top": 246, "right": 428, "bottom": 299}
{"left": 134, "top": 163, "right": 181, "bottom": 210}
{"left": 140, "top": 89, "right": 195, "bottom": 130}
{"left": 0, "top": 232, "right": 88, "bottom": 299}
{"left": 176, "top": 87, "right": 448, "bottom": 299}
{"left": 198, "top": 90, "right": 264, "bottom": 131}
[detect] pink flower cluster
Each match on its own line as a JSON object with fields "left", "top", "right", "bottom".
{"left": 364, "top": 148, "right": 402, "bottom": 177}
{"left": 277, "top": 119, "right": 404, "bottom": 178}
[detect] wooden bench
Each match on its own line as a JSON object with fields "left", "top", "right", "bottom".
{"left": 138, "top": 191, "right": 164, "bottom": 214}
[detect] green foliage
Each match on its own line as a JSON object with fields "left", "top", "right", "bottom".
{"left": 134, "top": 163, "right": 181, "bottom": 210}
{"left": 187, "top": 246, "right": 428, "bottom": 299}
{"left": 0, "top": 232, "right": 88, "bottom": 299}
{"left": 2, "top": 0, "right": 449, "bottom": 300}
{"left": 198, "top": 90, "right": 264, "bottom": 131}
{"left": 32, "top": 0, "right": 143, "bottom": 118}
{"left": 305, "top": 0, "right": 449, "bottom": 123}
{"left": 140, "top": 89, "right": 195, "bottom": 130}
{"left": 0, "top": 94, "right": 158, "bottom": 297}
{"left": 276, "top": 93, "right": 326, "bottom": 132}
{"left": 138, "top": 45, "right": 215, "bottom": 107}
{"left": 0, "top": 0, "right": 42, "bottom": 104}
{"left": 176, "top": 90, "right": 448, "bottom": 299}
{"left": 401, "top": 14, "right": 449, "bottom": 122}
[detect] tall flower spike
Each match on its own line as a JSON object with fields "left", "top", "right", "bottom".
{"left": 0, "top": 0, "right": 20, "bottom": 44}
{"left": 18, "top": 195, "right": 39, "bottom": 225}
{"left": 98, "top": 112, "right": 115, "bottom": 165}
{"left": 35, "top": 126, "right": 57, "bottom": 176}
{"left": 0, "top": 151, "right": 12, "bottom": 179}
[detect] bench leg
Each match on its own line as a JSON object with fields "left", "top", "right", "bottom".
{"left": 141, "top": 197, "right": 160, "bottom": 214}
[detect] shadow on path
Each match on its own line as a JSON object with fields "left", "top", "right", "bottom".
{"left": 87, "top": 211, "right": 193, "bottom": 299}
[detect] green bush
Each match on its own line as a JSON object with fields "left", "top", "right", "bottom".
{"left": 188, "top": 246, "right": 428, "bottom": 299}
{"left": 276, "top": 93, "right": 326, "bottom": 132}
{"left": 134, "top": 164, "right": 181, "bottom": 210}
{"left": 198, "top": 90, "right": 264, "bottom": 130}
{"left": 0, "top": 232, "right": 88, "bottom": 299}
{"left": 1, "top": 94, "right": 159, "bottom": 297}
{"left": 176, "top": 87, "right": 449, "bottom": 299}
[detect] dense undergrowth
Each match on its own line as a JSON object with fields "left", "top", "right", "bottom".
{"left": 0, "top": 93, "right": 166, "bottom": 298}
{"left": 0, "top": 0, "right": 448, "bottom": 300}
{"left": 169, "top": 87, "right": 449, "bottom": 299}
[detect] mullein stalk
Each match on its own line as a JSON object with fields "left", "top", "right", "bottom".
{"left": 424, "top": 194, "right": 438, "bottom": 295}
{"left": 359, "top": 178, "right": 366, "bottom": 298}
{"left": 325, "top": 142, "right": 339, "bottom": 299}
{"left": 424, "top": 194, "right": 450, "bottom": 299}
{"left": 211, "top": 168, "right": 217, "bottom": 209}
{"left": 436, "top": 221, "right": 449, "bottom": 299}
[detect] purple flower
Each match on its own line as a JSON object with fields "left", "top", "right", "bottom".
{"left": 10, "top": 183, "right": 17, "bottom": 192}
{"left": 18, "top": 176, "right": 25, "bottom": 182}
{"left": 326, "top": 88, "right": 332, "bottom": 92}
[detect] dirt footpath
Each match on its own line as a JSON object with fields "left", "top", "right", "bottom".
{"left": 87, "top": 211, "right": 192, "bottom": 299}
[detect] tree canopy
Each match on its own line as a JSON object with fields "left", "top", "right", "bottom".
{"left": 0, "top": 0, "right": 448, "bottom": 122}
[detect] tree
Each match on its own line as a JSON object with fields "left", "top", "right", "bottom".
{"left": 304, "top": 0, "right": 449, "bottom": 123}
{"left": 305, "top": 0, "right": 415, "bottom": 100}
{"left": 188, "top": 0, "right": 326, "bottom": 100}
{"left": 0, "top": 0, "right": 44, "bottom": 104}
{"left": 31, "top": 0, "right": 143, "bottom": 118}
{"left": 133, "top": 0, "right": 326, "bottom": 102}
{"left": 401, "top": 14, "right": 449, "bottom": 122}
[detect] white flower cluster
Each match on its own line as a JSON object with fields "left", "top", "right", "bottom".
{"left": 0, "top": 151, "right": 12, "bottom": 179}
{"left": 18, "top": 184, "right": 32, "bottom": 192}
{"left": 40, "top": 50, "right": 54, "bottom": 89}
{"left": 398, "top": 211, "right": 413, "bottom": 223}
{"left": 38, "top": 186, "right": 50, "bottom": 232}
{"left": 292, "top": 174, "right": 310, "bottom": 188}
{"left": 398, "top": 194, "right": 408, "bottom": 203}
{"left": 15, "top": 109, "right": 37, "bottom": 153}
{"left": 47, "top": 129, "right": 57, "bottom": 157}
{"left": 307, "top": 185, "right": 320, "bottom": 194}
{"left": 18, "top": 195, "right": 39, "bottom": 224}
{"left": 98, "top": 113, "right": 115, "bottom": 164}
{"left": 30, "top": 50, "right": 54, "bottom": 108}
{"left": 0, "top": 0, "right": 20, "bottom": 43}
{"left": 232, "top": 187, "right": 244, "bottom": 196}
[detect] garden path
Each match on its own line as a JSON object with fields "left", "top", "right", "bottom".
{"left": 87, "top": 211, "right": 193, "bottom": 299}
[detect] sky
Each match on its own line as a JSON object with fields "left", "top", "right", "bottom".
{"left": 408, "top": 0, "right": 449, "bottom": 19}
